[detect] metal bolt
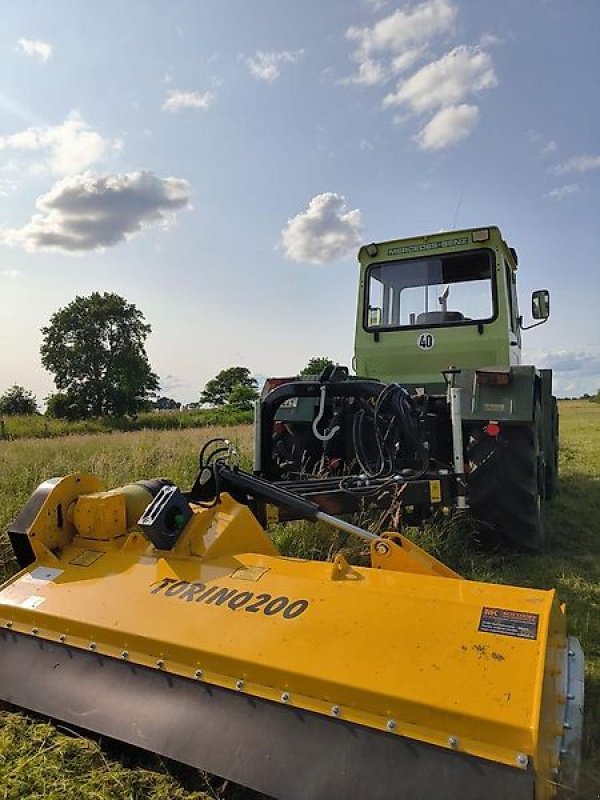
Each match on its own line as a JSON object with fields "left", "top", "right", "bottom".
{"left": 121, "top": 650, "right": 129, "bottom": 660}
{"left": 560, "top": 748, "right": 568, "bottom": 756}
{"left": 89, "top": 642, "right": 96, "bottom": 650}
{"left": 567, "top": 692, "right": 575, "bottom": 701}
{"left": 331, "top": 705, "right": 341, "bottom": 717}
{"left": 5, "top": 621, "right": 12, "bottom": 629}
{"left": 516, "top": 753, "right": 528, "bottom": 768}
{"left": 32, "top": 627, "right": 39, "bottom": 635}
{"left": 448, "top": 736, "right": 459, "bottom": 749}
{"left": 59, "top": 634, "right": 66, "bottom": 643}
{"left": 568, "top": 650, "right": 575, "bottom": 658}
{"left": 563, "top": 722, "right": 572, "bottom": 730}
{"left": 281, "top": 692, "right": 290, "bottom": 703}
{"left": 387, "top": 720, "right": 396, "bottom": 732}
{"left": 194, "top": 669, "right": 203, "bottom": 679}
{"left": 156, "top": 659, "right": 164, "bottom": 669}
{"left": 236, "top": 680, "right": 245, "bottom": 691}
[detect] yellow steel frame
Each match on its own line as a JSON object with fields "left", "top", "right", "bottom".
{"left": 0, "top": 474, "right": 571, "bottom": 799}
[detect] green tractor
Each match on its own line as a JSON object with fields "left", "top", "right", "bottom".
{"left": 255, "top": 226, "right": 558, "bottom": 551}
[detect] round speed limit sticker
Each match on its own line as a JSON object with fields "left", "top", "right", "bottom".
{"left": 417, "top": 332, "right": 435, "bottom": 350}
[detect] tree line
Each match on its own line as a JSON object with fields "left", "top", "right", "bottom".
{"left": 0, "top": 291, "right": 334, "bottom": 419}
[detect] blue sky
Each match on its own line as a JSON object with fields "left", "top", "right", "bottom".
{"left": 1, "top": 0, "right": 599, "bottom": 404}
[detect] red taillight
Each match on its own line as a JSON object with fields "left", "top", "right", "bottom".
{"left": 484, "top": 421, "right": 501, "bottom": 437}
{"left": 475, "top": 369, "right": 511, "bottom": 386}
{"left": 261, "top": 376, "right": 297, "bottom": 397}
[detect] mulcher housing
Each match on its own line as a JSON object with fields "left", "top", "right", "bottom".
{"left": 0, "top": 466, "right": 584, "bottom": 799}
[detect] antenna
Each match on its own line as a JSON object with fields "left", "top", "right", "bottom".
{"left": 452, "top": 187, "right": 464, "bottom": 228}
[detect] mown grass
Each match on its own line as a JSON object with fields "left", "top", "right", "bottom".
{"left": 0, "top": 402, "right": 599, "bottom": 798}
{"left": 0, "top": 409, "right": 253, "bottom": 441}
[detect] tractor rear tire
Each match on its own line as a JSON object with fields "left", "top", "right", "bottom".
{"left": 545, "top": 397, "right": 560, "bottom": 499}
{"left": 467, "top": 410, "right": 545, "bottom": 552}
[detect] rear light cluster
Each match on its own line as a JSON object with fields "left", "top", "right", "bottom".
{"left": 484, "top": 421, "right": 501, "bottom": 437}
{"left": 261, "top": 376, "right": 296, "bottom": 398}
{"left": 475, "top": 369, "right": 511, "bottom": 386}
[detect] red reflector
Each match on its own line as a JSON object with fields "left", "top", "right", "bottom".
{"left": 484, "top": 421, "right": 501, "bottom": 437}
{"left": 262, "top": 376, "right": 297, "bottom": 397}
{"left": 476, "top": 369, "right": 511, "bottom": 386}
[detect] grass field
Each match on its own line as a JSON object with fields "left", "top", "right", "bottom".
{"left": 0, "top": 402, "right": 599, "bottom": 798}
{"left": 0, "top": 408, "right": 253, "bottom": 441}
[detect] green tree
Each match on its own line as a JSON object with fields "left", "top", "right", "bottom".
{"left": 228, "top": 383, "right": 259, "bottom": 410}
{"left": 40, "top": 292, "right": 159, "bottom": 418}
{"left": 300, "top": 356, "right": 334, "bottom": 376}
{"left": 154, "top": 396, "right": 181, "bottom": 410}
{"left": 0, "top": 385, "right": 37, "bottom": 415}
{"left": 200, "top": 367, "right": 257, "bottom": 406}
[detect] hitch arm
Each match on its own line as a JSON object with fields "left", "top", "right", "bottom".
{"left": 191, "top": 463, "right": 379, "bottom": 543}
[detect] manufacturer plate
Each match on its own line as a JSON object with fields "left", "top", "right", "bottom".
{"left": 478, "top": 607, "right": 539, "bottom": 640}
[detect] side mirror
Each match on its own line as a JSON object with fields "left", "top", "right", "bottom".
{"left": 532, "top": 289, "right": 550, "bottom": 320}
{"left": 368, "top": 307, "right": 382, "bottom": 327}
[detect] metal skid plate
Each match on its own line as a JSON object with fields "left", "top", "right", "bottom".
{"left": 0, "top": 629, "right": 534, "bottom": 800}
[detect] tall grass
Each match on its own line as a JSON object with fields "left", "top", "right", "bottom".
{"left": 0, "top": 408, "right": 253, "bottom": 441}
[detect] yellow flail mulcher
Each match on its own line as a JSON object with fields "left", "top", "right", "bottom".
{"left": 0, "top": 440, "right": 584, "bottom": 799}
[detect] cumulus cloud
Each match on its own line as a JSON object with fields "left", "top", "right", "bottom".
{"left": 348, "top": 0, "right": 456, "bottom": 58}
{"left": 244, "top": 50, "right": 304, "bottom": 82}
{"left": 554, "top": 154, "right": 600, "bottom": 175}
{"left": 544, "top": 184, "right": 579, "bottom": 201}
{"left": 383, "top": 45, "right": 497, "bottom": 112}
{"left": 0, "top": 170, "right": 191, "bottom": 254}
{"left": 17, "top": 38, "right": 52, "bottom": 61}
{"left": 0, "top": 111, "right": 121, "bottom": 176}
{"left": 281, "top": 192, "right": 363, "bottom": 264}
{"left": 416, "top": 103, "right": 479, "bottom": 149}
{"left": 343, "top": 0, "right": 456, "bottom": 86}
{"left": 162, "top": 89, "right": 216, "bottom": 112}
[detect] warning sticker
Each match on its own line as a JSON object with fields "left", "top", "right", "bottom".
{"left": 478, "top": 606, "right": 539, "bottom": 640}
{"left": 29, "top": 567, "right": 62, "bottom": 581}
{"left": 69, "top": 550, "right": 105, "bottom": 567}
{"left": 21, "top": 596, "right": 45, "bottom": 609}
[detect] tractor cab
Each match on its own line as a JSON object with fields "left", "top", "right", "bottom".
{"left": 354, "top": 227, "right": 548, "bottom": 391}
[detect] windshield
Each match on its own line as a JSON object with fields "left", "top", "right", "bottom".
{"left": 365, "top": 250, "right": 495, "bottom": 329}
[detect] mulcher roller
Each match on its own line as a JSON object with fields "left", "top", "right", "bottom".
{"left": 0, "top": 467, "right": 584, "bottom": 800}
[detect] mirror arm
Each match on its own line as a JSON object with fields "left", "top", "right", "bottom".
{"left": 520, "top": 318, "right": 548, "bottom": 331}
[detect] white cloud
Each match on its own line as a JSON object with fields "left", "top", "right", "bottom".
{"left": 0, "top": 111, "right": 121, "bottom": 176}
{"left": 416, "top": 103, "right": 479, "bottom": 150}
{"left": 533, "top": 350, "right": 600, "bottom": 397}
{"left": 162, "top": 89, "right": 216, "bottom": 112}
{"left": 383, "top": 45, "right": 497, "bottom": 112}
{"left": 348, "top": 0, "right": 456, "bottom": 57}
{"left": 17, "top": 38, "right": 52, "bottom": 62}
{"left": 343, "top": 0, "right": 456, "bottom": 86}
{"left": 364, "top": 0, "right": 390, "bottom": 10}
{"left": 544, "top": 184, "right": 579, "bottom": 201}
{"left": 479, "top": 33, "right": 502, "bottom": 47}
{"left": 1, "top": 269, "right": 21, "bottom": 278}
{"left": 340, "top": 57, "right": 387, "bottom": 86}
{"left": 527, "top": 130, "right": 557, "bottom": 157}
{"left": 282, "top": 192, "right": 363, "bottom": 264}
{"left": 0, "top": 170, "right": 191, "bottom": 254}
{"left": 244, "top": 50, "right": 304, "bottom": 83}
{"left": 340, "top": 48, "right": 423, "bottom": 86}
{"left": 554, "top": 154, "right": 600, "bottom": 175}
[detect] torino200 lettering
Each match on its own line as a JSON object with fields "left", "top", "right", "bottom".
{"left": 150, "top": 577, "right": 309, "bottom": 620}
